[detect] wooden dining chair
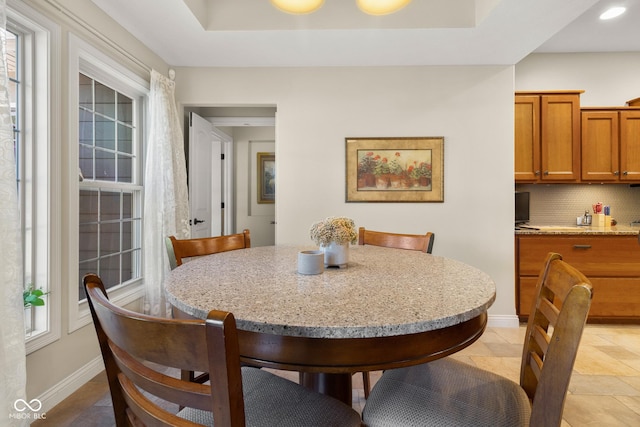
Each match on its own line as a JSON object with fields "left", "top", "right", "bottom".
{"left": 357, "top": 226, "right": 435, "bottom": 397}
{"left": 165, "top": 229, "right": 251, "bottom": 270}
{"left": 165, "top": 229, "right": 252, "bottom": 385}
{"left": 84, "top": 273, "right": 362, "bottom": 427}
{"left": 358, "top": 227, "right": 434, "bottom": 254}
{"left": 362, "top": 252, "right": 593, "bottom": 427}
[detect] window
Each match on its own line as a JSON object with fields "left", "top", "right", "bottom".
{"left": 68, "top": 34, "right": 148, "bottom": 331}
{"left": 78, "top": 73, "right": 142, "bottom": 301}
{"left": 8, "top": 27, "right": 33, "bottom": 330}
{"left": 6, "top": 1, "right": 62, "bottom": 353}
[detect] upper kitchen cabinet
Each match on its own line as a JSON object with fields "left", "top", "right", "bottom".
{"left": 581, "top": 107, "right": 640, "bottom": 182}
{"left": 515, "top": 91, "right": 582, "bottom": 182}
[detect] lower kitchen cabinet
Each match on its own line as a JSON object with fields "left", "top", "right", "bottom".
{"left": 516, "top": 234, "right": 640, "bottom": 322}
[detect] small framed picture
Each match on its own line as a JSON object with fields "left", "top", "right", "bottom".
{"left": 257, "top": 152, "right": 275, "bottom": 204}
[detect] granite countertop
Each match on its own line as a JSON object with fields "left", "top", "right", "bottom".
{"left": 516, "top": 225, "right": 640, "bottom": 236}
{"left": 165, "top": 245, "right": 496, "bottom": 339}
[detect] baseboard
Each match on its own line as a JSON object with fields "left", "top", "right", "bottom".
{"left": 487, "top": 314, "right": 521, "bottom": 328}
{"left": 36, "top": 356, "right": 104, "bottom": 413}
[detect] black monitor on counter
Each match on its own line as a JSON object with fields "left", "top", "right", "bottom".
{"left": 515, "top": 191, "right": 530, "bottom": 225}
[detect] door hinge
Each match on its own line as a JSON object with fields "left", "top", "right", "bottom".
{"left": 221, "top": 202, "right": 225, "bottom": 209}
{"left": 221, "top": 153, "right": 225, "bottom": 160}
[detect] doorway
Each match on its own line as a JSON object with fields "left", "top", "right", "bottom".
{"left": 183, "top": 106, "right": 276, "bottom": 246}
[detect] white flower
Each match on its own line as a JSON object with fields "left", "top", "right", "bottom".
{"left": 309, "top": 216, "right": 358, "bottom": 246}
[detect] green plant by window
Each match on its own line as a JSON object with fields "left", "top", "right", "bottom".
{"left": 23, "top": 286, "right": 49, "bottom": 308}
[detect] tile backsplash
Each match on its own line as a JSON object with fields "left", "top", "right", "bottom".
{"left": 516, "top": 184, "right": 640, "bottom": 226}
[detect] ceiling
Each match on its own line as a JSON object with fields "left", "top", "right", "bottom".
{"left": 91, "top": 0, "right": 640, "bottom": 67}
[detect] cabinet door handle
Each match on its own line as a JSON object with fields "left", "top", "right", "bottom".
{"left": 614, "top": 170, "right": 619, "bottom": 176}
{"left": 573, "top": 244, "right": 592, "bottom": 249}
{"left": 623, "top": 171, "right": 628, "bottom": 176}
{"left": 543, "top": 170, "right": 549, "bottom": 176}
{"left": 535, "top": 170, "right": 541, "bottom": 176}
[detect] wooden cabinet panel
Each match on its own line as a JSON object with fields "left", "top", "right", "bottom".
{"left": 515, "top": 96, "right": 540, "bottom": 181}
{"left": 518, "top": 235, "right": 640, "bottom": 277}
{"left": 540, "top": 95, "right": 581, "bottom": 181}
{"left": 620, "top": 110, "right": 640, "bottom": 181}
{"left": 518, "top": 277, "right": 537, "bottom": 318}
{"left": 514, "top": 91, "right": 581, "bottom": 183}
{"left": 581, "top": 111, "right": 619, "bottom": 181}
{"left": 581, "top": 108, "right": 640, "bottom": 183}
{"left": 588, "top": 278, "right": 640, "bottom": 319}
{"left": 516, "top": 234, "right": 640, "bottom": 322}
{"left": 519, "top": 276, "right": 640, "bottom": 319}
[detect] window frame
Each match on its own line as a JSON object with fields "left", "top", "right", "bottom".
{"left": 7, "top": 0, "right": 62, "bottom": 354}
{"left": 68, "top": 34, "right": 148, "bottom": 332}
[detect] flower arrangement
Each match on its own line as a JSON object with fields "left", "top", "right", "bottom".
{"left": 357, "top": 151, "right": 433, "bottom": 182}
{"left": 358, "top": 152, "right": 377, "bottom": 174}
{"left": 373, "top": 157, "right": 391, "bottom": 176}
{"left": 388, "top": 152, "right": 404, "bottom": 175}
{"left": 309, "top": 216, "right": 358, "bottom": 246}
{"left": 409, "top": 161, "right": 432, "bottom": 179}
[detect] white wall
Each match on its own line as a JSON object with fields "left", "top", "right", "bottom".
{"left": 175, "top": 65, "right": 517, "bottom": 321}
{"left": 516, "top": 52, "right": 640, "bottom": 107}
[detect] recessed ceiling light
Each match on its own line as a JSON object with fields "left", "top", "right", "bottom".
{"left": 357, "top": 0, "right": 412, "bottom": 16}
{"left": 270, "top": 0, "right": 324, "bottom": 15}
{"left": 599, "top": 6, "right": 626, "bottom": 20}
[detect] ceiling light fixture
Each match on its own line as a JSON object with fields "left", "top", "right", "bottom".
{"left": 270, "top": 0, "right": 412, "bottom": 16}
{"left": 599, "top": 6, "right": 626, "bottom": 20}
{"left": 270, "top": 0, "right": 325, "bottom": 15}
{"left": 357, "top": 0, "right": 412, "bottom": 15}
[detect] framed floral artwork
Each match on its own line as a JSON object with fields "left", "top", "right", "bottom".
{"left": 257, "top": 152, "right": 275, "bottom": 204}
{"left": 345, "top": 137, "right": 444, "bottom": 202}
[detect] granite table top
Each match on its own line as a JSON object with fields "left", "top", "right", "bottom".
{"left": 165, "top": 245, "right": 496, "bottom": 339}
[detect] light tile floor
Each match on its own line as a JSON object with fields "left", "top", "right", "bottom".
{"left": 33, "top": 325, "right": 640, "bottom": 426}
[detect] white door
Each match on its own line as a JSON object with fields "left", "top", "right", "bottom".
{"left": 189, "top": 112, "right": 221, "bottom": 238}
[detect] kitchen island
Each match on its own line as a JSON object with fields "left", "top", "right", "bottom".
{"left": 515, "top": 225, "right": 640, "bottom": 322}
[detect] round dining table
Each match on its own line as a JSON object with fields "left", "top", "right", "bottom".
{"left": 165, "top": 244, "right": 496, "bottom": 405}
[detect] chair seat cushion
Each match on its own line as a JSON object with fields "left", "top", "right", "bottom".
{"left": 179, "top": 367, "right": 361, "bottom": 426}
{"left": 362, "top": 358, "right": 531, "bottom": 427}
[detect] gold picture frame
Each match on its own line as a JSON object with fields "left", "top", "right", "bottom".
{"left": 257, "top": 152, "right": 275, "bottom": 204}
{"left": 346, "top": 137, "right": 444, "bottom": 202}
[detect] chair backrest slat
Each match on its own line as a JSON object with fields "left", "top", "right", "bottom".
{"left": 538, "top": 297, "right": 560, "bottom": 325}
{"left": 118, "top": 373, "right": 202, "bottom": 427}
{"left": 110, "top": 343, "right": 211, "bottom": 410}
{"left": 531, "top": 325, "right": 550, "bottom": 356}
{"left": 520, "top": 252, "right": 593, "bottom": 427}
{"left": 166, "top": 229, "right": 251, "bottom": 269}
{"left": 528, "top": 351, "right": 543, "bottom": 380}
{"left": 358, "top": 227, "right": 434, "bottom": 253}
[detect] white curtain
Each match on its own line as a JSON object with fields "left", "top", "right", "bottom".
{"left": 0, "top": 0, "right": 28, "bottom": 424}
{"left": 143, "top": 69, "right": 190, "bottom": 316}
